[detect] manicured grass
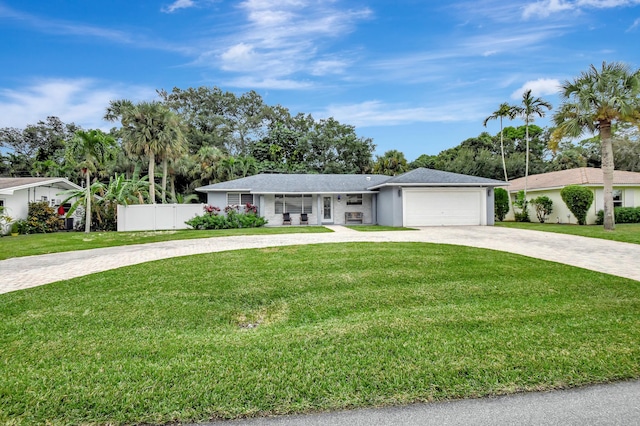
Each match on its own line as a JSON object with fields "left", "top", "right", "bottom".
{"left": 1, "top": 243, "right": 638, "bottom": 425}
{"left": 0, "top": 226, "right": 331, "bottom": 260}
{"left": 346, "top": 225, "right": 416, "bottom": 231}
{"left": 496, "top": 222, "right": 640, "bottom": 245}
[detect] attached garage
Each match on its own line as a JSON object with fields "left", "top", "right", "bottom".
{"left": 403, "top": 188, "right": 487, "bottom": 226}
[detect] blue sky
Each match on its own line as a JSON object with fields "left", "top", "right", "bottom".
{"left": 1, "top": 0, "right": 639, "bottom": 161}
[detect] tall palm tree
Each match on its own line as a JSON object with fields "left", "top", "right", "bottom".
{"left": 483, "top": 102, "right": 517, "bottom": 182}
{"left": 553, "top": 62, "right": 640, "bottom": 230}
{"left": 514, "top": 90, "right": 552, "bottom": 199}
{"left": 65, "top": 129, "right": 116, "bottom": 233}
{"left": 159, "top": 133, "right": 187, "bottom": 203}
{"left": 105, "top": 100, "right": 185, "bottom": 204}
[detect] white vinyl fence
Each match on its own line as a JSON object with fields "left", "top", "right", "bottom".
{"left": 117, "top": 204, "right": 205, "bottom": 232}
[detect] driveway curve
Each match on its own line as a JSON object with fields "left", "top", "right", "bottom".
{"left": 1, "top": 225, "right": 639, "bottom": 295}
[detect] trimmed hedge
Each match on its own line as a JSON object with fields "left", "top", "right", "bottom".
{"left": 186, "top": 209, "right": 267, "bottom": 230}
{"left": 560, "top": 185, "right": 593, "bottom": 225}
{"left": 596, "top": 207, "right": 640, "bottom": 225}
{"left": 494, "top": 188, "right": 510, "bottom": 221}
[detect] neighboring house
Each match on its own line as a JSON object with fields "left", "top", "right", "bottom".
{"left": 0, "top": 177, "right": 83, "bottom": 222}
{"left": 503, "top": 168, "right": 640, "bottom": 224}
{"left": 196, "top": 168, "right": 505, "bottom": 227}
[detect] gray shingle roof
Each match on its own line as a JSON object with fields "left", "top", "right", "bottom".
{"left": 196, "top": 168, "right": 506, "bottom": 194}
{"left": 370, "top": 168, "right": 506, "bottom": 187}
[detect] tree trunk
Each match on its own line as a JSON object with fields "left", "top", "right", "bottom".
{"left": 600, "top": 121, "right": 615, "bottom": 230}
{"left": 85, "top": 171, "right": 91, "bottom": 233}
{"left": 149, "top": 152, "right": 156, "bottom": 204}
{"left": 161, "top": 158, "right": 168, "bottom": 204}
{"left": 524, "top": 121, "right": 530, "bottom": 200}
{"left": 500, "top": 116, "right": 508, "bottom": 182}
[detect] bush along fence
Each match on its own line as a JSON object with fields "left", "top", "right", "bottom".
{"left": 185, "top": 203, "right": 268, "bottom": 230}
{"left": 596, "top": 207, "right": 640, "bottom": 225}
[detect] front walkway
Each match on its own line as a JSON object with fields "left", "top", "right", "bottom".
{"left": 2, "top": 226, "right": 640, "bottom": 294}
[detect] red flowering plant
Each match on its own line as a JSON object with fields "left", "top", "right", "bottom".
{"left": 244, "top": 203, "right": 258, "bottom": 214}
{"left": 204, "top": 205, "right": 221, "bottom": 215}
{"left": 224, "top": 204, "right": 240, "bottom": 214}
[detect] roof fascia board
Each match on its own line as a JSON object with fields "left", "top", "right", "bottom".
{"left": 0, "top": 178, "right": 82, "bottom": 194}
{"left": 368, "top": 182, "right": 507, "bottom": 190}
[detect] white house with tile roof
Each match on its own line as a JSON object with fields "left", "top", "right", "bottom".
{"left": 196, "top": 168, "right": 506, "bottom": 227}
{"left": 502, "top": 168, "right": 640, "bottom": 224}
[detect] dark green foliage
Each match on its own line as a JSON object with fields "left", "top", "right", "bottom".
{"left": 596, "top": 207, "right": 640, "bottom": 225}
{"left": 494, "top": 188, "right": 510, "bottom": 221}
{"left": 186, "top": 209, "right": 267, "bottom": 230}
{"left": 530, "top": 195, "right": 553, "bottom": 223}
{"left": 513, "top": 190, "right": 530, "bottom": 222}
{"left": 561, "top": 185, "right": 594, "bottom": 225}
{"left": 26, "top": 201, "right": 60, "bottom": 233}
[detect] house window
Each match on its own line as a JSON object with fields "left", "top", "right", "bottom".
{"left": 613, "top": 190, "right": 623, "bottom": 208}
{"left": 227, "top": 193, "right": 253, "bottom": 206}
{"left": 275, "top": 195, "right": 313, "bottom": 214}
{"left": 346, "top": 194, "right": 363, "bottom": 205}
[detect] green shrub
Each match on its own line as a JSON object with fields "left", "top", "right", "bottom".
{"left": 596, "top": 207, "right": 640, "bottom": 225}
{"left": 185, "top": 205, "right": 268, "bottom": 230}
{"left": 494, "top": 188, "right": 510, "bottom": 221}
{"left": 530, "top": 196, "right": 553, "bottom": 223}
{"left": 27, "top": 201, "right": 60, "bottom": 233}
{"left": 14, "top": 219, "right": 30, "bottom": 234}
{"left": 560, "top": 185, "right": 593, "bottom": 225}
{"left": 513, "top": 190, "right": 530, "bottom": 222}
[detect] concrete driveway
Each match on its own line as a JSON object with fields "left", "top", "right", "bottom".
{"left": 1, "top": 225, "right": 639, "bottom": 294}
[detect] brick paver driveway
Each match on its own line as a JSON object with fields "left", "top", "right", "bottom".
{"left": 2, "top": 226, "right": 639, "bottom": 294}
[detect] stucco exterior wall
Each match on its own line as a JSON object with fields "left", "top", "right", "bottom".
{"left": 377, "top": 187, "right": 403, "bottom": 227}
{"left": 486, "top": 188, "right": 495, "bottom": 226}
{"left": 505, "top": 186, "right": 640, "bottom": 225}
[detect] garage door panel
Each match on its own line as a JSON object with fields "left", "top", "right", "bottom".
{"left": 404, "top": 189, "right": 483, "bottom": 226}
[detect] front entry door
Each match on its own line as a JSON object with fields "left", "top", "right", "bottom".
{"left": 322, "top": 196, "right": 333, "bottom": 223}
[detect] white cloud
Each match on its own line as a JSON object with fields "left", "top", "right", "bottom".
{"left": 162, "top": 0, "right": 196, "bottom": 13}
{"left": 0, "top": 79, "right": 157, "bottom": 130}
{"left": 523, "top": 0, "right": 640, "bottom": 19}
{"left": 523, "top": 0, "right": 575, "bottom": 19}
{"left": 627, "top": 17, "right": 640, "bottom": 31}
{"left": 510, "top": 78, "right": 561, "bottom": 99}
{"left": 316, "top": 100, "right": 486, "bottom": 128}
{"left": 222, "top": 77, "right": 312, "bottom": 90}
{"left": 192, "top": 1, "right": 371, "bottom": 84}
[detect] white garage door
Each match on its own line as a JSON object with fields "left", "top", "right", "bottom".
{"left": 403, "top": 188, "right": 485, "bottom": 226}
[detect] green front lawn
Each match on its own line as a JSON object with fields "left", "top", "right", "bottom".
{"left": 0, "top": 226, "right": 332, "bottom": 260}
{"left": 496, "top": 222, "right": 640, "bottom": 245}
{"left": 2, "top": 243, "right": 638, "bottom": 425}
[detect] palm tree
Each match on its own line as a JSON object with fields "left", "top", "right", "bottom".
{"left": 553, "top": 62, "right": 640, "bottom": 230}
{"left": 193, "top": 146, "right": 224, "bottom": 186}
{"left": 483, "top": 102, "right": 517, "bottom": 182}
{"left": 65, "top": 129, "right": 116, "bottom": 233}
{"left": 514, "top": 90, "right": 552, "bottom": 199}
{"left": 105, "top": 100, "right": 185, "bottom": 204}
{"left": 372, "top": 150, "right": 409, "bottom": 176}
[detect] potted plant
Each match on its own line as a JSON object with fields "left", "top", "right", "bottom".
{"left": 10, "top": 221, "right": 19, "bottom": 236}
